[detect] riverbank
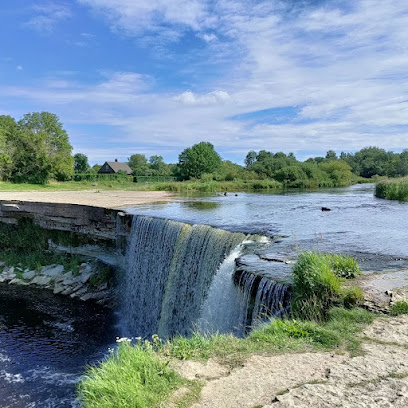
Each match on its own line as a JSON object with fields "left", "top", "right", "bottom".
{"left": 375, "top": 177, "right": 408, "bottom": 202}
{"left": 0, "top": 190, "right": 181, "bottom": 208}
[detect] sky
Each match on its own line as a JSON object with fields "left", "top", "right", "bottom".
{"left": 0, "top": 0, "right": 407, "bottom": 165}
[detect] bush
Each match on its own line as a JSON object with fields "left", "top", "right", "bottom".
{"left": 340, "top": 287, "right": 365, "bottom": 308}
{"left": 390, "top": 301, "right": 408, "bottom": 316}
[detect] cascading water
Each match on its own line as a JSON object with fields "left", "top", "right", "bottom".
{"left": 120, "top": 215, "right": 246, "bottom": 338}
{"left": 234, "top": 270, "right": 291, "bottom": 329}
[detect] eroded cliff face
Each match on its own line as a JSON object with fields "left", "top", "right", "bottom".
{"left": 0, "top": 200, "right": 132, "bottom": 246}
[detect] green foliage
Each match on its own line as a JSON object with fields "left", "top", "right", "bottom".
{"left": 74, "top": 153, "right": 90, "bottom": 173}
{"left": 18, "top": 112, "right": 74, "bottom": 181}
{"left": 375, "top": 177, "right": 408, "bottom": 201}
{"left": 340, "top": 287, "right": 365, "bottom": 308}
{"left": 89, "top": 266, "right": 112, "bottom": 288}
{"left": 78, "top": 341, "right": 183, "bottom": 408}
{"left": 390, "top": 301, "right": 408, "bottom": 316}
{"left": 325, "top": 253, "right": 361, "bottom": 279}
{"left": 128, "top": 154, "right": 148, "bottom": 175}
{"left": 178, "top": 142, "right": 222, "bottom": 179}
{"left": 291, "top": 252, "right": 361, "bottom": 320}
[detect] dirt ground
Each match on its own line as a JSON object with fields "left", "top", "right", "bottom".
{"left": 0, "top": 190, "right": 180, "bottom": 209}
{"left": 173, "top": 315, "right": 408, "bottom": 408}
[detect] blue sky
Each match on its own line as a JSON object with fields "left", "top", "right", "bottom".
{"left": 0, "top": 0, "right": 407, "bottom": 165}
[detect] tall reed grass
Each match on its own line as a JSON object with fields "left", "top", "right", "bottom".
{"left": 375, "top": 177, "right": 408, "bottom": 201}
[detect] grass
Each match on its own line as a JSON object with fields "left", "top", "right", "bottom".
{"left": 375, "top": 177, "right": 408, "bottom": 201}
{"left": 291, "top": 252, "right": 362, "bottom": 320}
{"left": 0, "top": 249, "right": 83, "bottom": 273}
{"left": 390, "top": 301, "right": 408, "bottom": 316}
{"left": 77, "top": 340, "right": 184, "bottom": 408}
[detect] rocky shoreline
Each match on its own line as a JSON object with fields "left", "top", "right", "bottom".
{"left": 0, "top": 260, "right": 114, "bottom": 307}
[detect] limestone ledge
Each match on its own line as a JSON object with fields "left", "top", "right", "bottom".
{"left": 0, "top": 261, "right": 113, "bottom": 307}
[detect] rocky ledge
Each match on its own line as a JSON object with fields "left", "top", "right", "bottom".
{"left": 0, "top": 261, "right": 114, "bottom": 307}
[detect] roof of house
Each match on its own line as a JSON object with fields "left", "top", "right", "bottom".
{"left": 103, "top": 161, "right": 133, "bottom": 174}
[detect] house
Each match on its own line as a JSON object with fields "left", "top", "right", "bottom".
{"left": 98, "top": 159, "right": 133, "bottom": 175}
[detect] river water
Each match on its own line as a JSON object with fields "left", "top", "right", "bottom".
{"left": 0, "top": 184, "right": 407, "bottom": 407}
{"left": 128, "top": 184, "right": 408, "bottom": 270}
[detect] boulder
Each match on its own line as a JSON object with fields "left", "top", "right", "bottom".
{"left": 42, "top": 264, "right": 64, "bottom": 277}
{"left": 23, "top": 270, "right": 37, "bottom": 280}
{"left": 31, "top": 275, "right": 53, "bottom": 286}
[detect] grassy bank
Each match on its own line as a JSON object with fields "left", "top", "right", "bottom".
{"left": 0, "top": 177, "right": 369, "bottom": 193}
{"left": 375, "top": 177, "right": 408, "bottom": 201}
{"left": 78, "top": 252, "right": 372, "bottom": 408}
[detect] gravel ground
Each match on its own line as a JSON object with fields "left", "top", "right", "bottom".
{"left": 0, "top": 190, "right": 180, "bottom": 208}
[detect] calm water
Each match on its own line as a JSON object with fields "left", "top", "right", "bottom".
{"left": 1, "top": 184, "right": 407, "bottom": 407}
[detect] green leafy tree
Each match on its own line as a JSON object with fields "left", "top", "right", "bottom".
{"left": 74, "top": 153, "right": 90, "bottom": 173}
{"left": 128, "top": 154, "right": 148, "bottom": 175}
{"left": 244, "top": 150, "right": 257, "bottom": 167}
{"left": 178, "top": 142, "right": 222, "bottom": 179}
{"left": 149, "top": 155, "right": 169, "bottom": 175}
{"left": 325, "top": 150, "right": 338, "bottom": 161}
{"left": 9, "top": 130, "right": 51, "bottom": 184}
{"left": 18, "top": 112, "right": 73, "bottom": 181}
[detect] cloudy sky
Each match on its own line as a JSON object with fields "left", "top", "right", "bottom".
{"left": 0, "top": 0, "right": 407, "bottom": 164}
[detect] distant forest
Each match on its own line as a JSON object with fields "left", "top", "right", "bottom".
{"left": 1, "top": 112, "right": 407, "bottom": 186}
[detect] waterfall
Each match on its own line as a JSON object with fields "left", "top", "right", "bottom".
{"left": 120, "top": 215, "right": 246, "bottom": 338}
{"left": 234, "top": 270, "right": 291, "bottom": 330}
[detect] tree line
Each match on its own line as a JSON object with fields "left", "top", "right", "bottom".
{"left": 1, "top": 112, "right": 407, "bottom": 185}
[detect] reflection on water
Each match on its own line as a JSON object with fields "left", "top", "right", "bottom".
{"left": 185, "top": 201, "right": 221, "bottom": 211}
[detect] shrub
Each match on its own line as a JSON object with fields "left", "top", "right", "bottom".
{"left": 325, "top": 253, "right": 361, "bottom": 279}
{"left": 390, "top": 301, "right": 408, "bottom": 316}
{"left": 375, "top": 177, "right": 408, "bottom": 201}
{"left": 340, "top": 287, "right": 365, "bottom": 308}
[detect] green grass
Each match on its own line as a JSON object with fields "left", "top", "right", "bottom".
{"left": 0, "top": 249, "right": 83, "bottom": 272}
{"left": 78, "top": 340, "right": 184, "bottom": 408}
{"left": 291, "top": 252, "right": 362, "bottom": 320}
{"left": 390, "top": 301, "right": 408, "bottom": 316}
{"left": 375, "top": 177, "right": 408, "bottom": 201}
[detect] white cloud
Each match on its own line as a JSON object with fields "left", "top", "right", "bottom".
{"left": 78, "top": 0, "right": 211, "bottom": 36}
{"left": 174, "top": 90, "right": 230, "bottom": 105}
{"left": 16, "top": 65, "right": 23, "bottom": 71}
{"left": 197, "top": 32, "right": 218, "bottom": 42}
{"left": 24, "top": 3, "right": 71, "bottom": 32}
{"left": 3, "top": 0, "right": 408, "bottom": 160}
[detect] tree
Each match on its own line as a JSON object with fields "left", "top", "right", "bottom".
{"left": 74, "top": 153, "right": 90, "bottom": 173}
{"left": 128, "top": 154, "right": 148, "bottom": 175}
{"left": 149, "top": 155, "right": 169, "bottom": 175}
{"left": 18, "top": 112, "right": 73, "bottom": 181}
{"left": 9, "top": 129, "right": 51, "bottom": 184}
{"left": 178, "top": 142, "right": 222, "bottom": 179}
{"left": 325, "top": 150, "right": 338, "bottom": 161}
{"left": 0, "top": 116, "right": 17, "bottom": 181}
{"left": 244, "top": 150, "right": 257, "bottom": 167}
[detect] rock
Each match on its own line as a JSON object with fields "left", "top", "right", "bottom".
{"left": 321, "top": 207, "right": 331, "bottom": 211}
{"left": 70, "top": 286, "right": 88, "bottom": 298}
{"left": 9, "top": 278, "right": 29, "bottom": 286}
{"left": 0, "top": 276, "right": 5, "bottom": 283}
{"left": 0, "top": 261, "right": 5, "bottom": 267}
{"left": 22, "top": 270, "right": 37, "bottom": 280}
{"left": 60, "top": 286, "right": 79, "bottom": 295}
{"left": 62, "top": 272, "right": 76, "bottom": 286}
{"left": 41, "top": 264, "right": 64, "bottom": 277}
{"left": 80, "top": 271, "right": 93, "bottom": 284}
{"left": 53, "top": 283, "right": 65, "bottom": 294}
{"left": 97, "top": 282, "right": 108, "bottom": 291}
{"left": 31, "top": 275, "right": 53, "bottom": 286}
